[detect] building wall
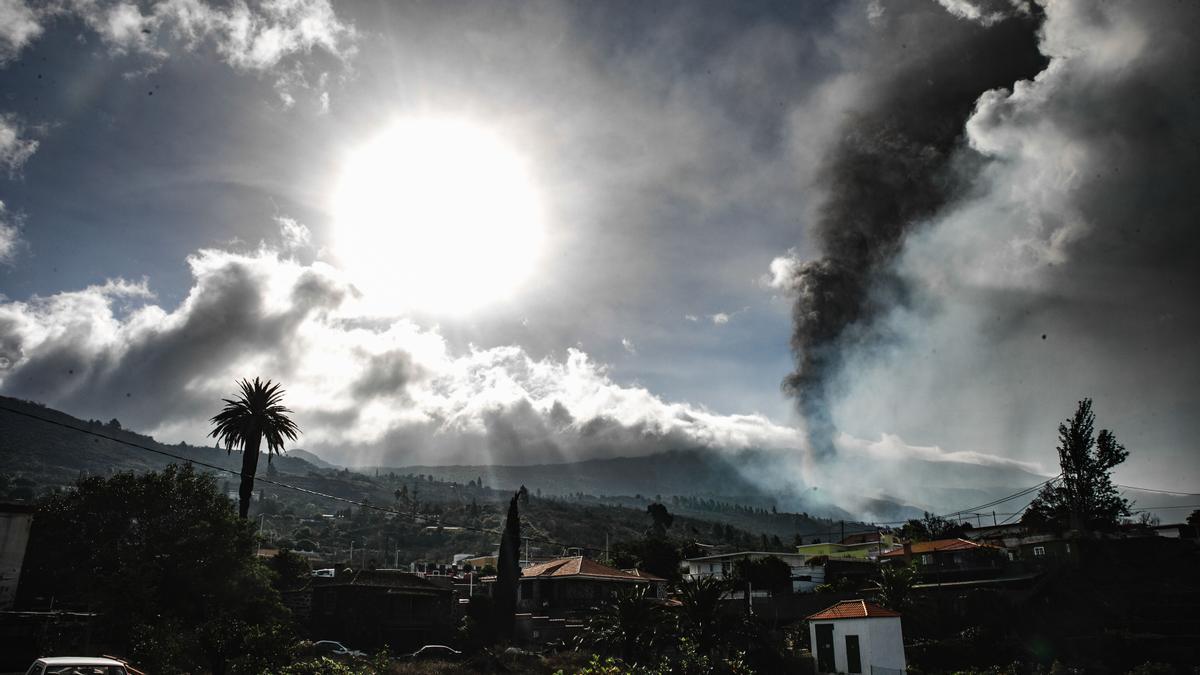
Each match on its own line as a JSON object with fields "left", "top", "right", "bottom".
{"left": 809, "top": 617, "right": 905, "bottom": 674}
{"left": 0, "top": 508, "right": 33, "bottom": 610}
{"left": 867, "top": 617, "right": 906, "bottom": 672}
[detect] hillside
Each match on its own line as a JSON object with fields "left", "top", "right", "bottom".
{"left": 0, "top": 396, "right": 855, "bottom": 564}
{"left": 0, "top": 396, "right": 324, "bottom": 486}
{"left": 371, "top": 446, "right": 1054, "bottom": 524}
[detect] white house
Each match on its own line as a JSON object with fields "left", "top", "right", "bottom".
{"left": 0, "top": 504, "right": 34, "bottom": 610}
{"left": 683, "top": 551, "right": 811, "bottom": 593}
{"left": 808, "top": 599, "right": 905, "bottom": 675}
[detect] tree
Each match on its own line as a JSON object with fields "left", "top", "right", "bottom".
{"left": 492, "top": 485, "right": 527, "bottom": 642}
{"left": 675, "top": 576, "right": 732, "bottom": 653}
{"left": 899, "top": 512, "right": 964, "bottom": 541}
{"left": 870, "top": 563, "right": 916, "bottom": 612}
{"left": 210, "top": 378, "right": 300, "bottom": 519}
{"left": 578, "top": 585, "right": 666, "bottom": 664}
{"left": 18, "top": 465, "right": 292, "bottom": 674}
{"left": 646, "top": 502, "right": 674, "bottom": 537}
{"left": 268, "top": 549, "right": 312, "bottom": 592}
{"left": 1024, "top": 398, "right": 1131, "bottom": 532}
{"left": 731, "top": 555, "right": 792, "bottom": 595}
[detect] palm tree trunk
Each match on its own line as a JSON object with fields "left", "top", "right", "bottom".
{"left": 237, "top": 433, "right": 262, "bottom": 519}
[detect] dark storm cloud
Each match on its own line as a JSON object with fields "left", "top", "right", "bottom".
{"left": 783, "top": 0, "right": 1047, "bottom": 459}
{"left": 352, "top": 350, "right": 422, "bottom": 399}
{"left": 337, "top": 398, "right": 706, "bottom": 467}
{"left": 823, "top": 1, "right": 1200, "bottom": 487}
{"left": 1, "top": 252, "right": 349, "bottom": 430}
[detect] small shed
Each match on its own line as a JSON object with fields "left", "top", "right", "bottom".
{"left": 807, "top": 599, "right": 905, "bottom": 675}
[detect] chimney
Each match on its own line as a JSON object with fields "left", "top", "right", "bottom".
{"left": 903, "top": 542, "right": 913, "bottom": 565}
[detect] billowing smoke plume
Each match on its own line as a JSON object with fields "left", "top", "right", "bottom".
{"left": 784, "top": 1, "right": 1047, "bottom": 459}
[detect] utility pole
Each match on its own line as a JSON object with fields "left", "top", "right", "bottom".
{"left": 840, "top": 520, "right": 845, "bottom": 544}
{"left": 349, "top": 540, "right": 354, "bottom": 568}
{"left": 992, "top": 511, "right": 997, "bottom": 526}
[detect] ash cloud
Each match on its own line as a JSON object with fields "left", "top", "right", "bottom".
{"left": 836, "top": 0, "right": 1200, "bottom": 485}
{"left": 783, "top": 1, "right": 1047, "bottom": 459}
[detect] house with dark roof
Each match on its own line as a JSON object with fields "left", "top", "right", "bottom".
{"left": 808, "top": 599, "right": 906, "bottom": 675}
{"left": 880, "top": 538, "right": 1005, "bottom": 582}
{"left": 309, "top": 568, "right": 454, "bottom": 650}
{"left": 486, "top": 556, "right": 666, "bottom": 615}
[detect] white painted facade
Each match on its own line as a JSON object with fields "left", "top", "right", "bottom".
{"left": 809, "top": 616, "right": 906, "bottom": 675}
{"left": 683, "top": 551, "right": 811, "bottom": 592}
{"left": 0, "top": 507, "right": 34, "bottom": 610}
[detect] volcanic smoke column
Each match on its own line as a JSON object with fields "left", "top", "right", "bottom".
{"left": 784, "top": 2, "right": 1048, "bottom": 460}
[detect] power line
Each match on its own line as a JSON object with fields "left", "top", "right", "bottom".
{"left": 995, "top": 483, "right": 1056, "bottom": 526}
{"left": 0, "top": 403, "right": 606, "bottom": 555}
{"left": 1116, "top": 483, "right": 1200, "bottom": 497}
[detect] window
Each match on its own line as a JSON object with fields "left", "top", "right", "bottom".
{"left": 921, "top": 553, "right": 933, "bottom": 565}
{"left": 1033, "top": 546, "right": 1046, "bottom": 557}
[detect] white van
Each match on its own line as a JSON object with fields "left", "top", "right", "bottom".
{"left": 25, "top": 657, "right": 130, "bottom": 675}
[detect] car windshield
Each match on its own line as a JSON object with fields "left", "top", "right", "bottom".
{"left": 44, "top": 668, "right": 127, "bottom": 675}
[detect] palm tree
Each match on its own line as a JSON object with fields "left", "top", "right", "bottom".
{"left": 209, "top": 378, "right": 300, "bottom": 519}
{"left": 870, "top": 562, "right": 917, "bottom": 613}
{"left": 578, "top": 585, "right": 666, "bottom": 664}
{"left": 675, "top": 575, "right": 731, "bottom": 649}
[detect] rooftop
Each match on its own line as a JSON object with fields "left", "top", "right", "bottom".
{"left": 510, "top": 556, "right": 665, "bottom": 582}
{"left": 36, "top": 657, "right": 127, "bottom": 666}
{"left": 685, "top": 551, "right": 807, "bottom": 563}
{"left": 880, "top": 538, "right": 997, "bottom": 557}
{"left": 807, "top": 599, "right": 902, "bottom": 620}
{"left": 317, "top": 568, "right": 452, "bottom": 593}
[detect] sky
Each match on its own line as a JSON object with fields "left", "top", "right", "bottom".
{"left": 0, "top": 0, "right": 1196, "bottom": 498}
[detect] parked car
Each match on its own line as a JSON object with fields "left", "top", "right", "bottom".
{"left": 25, "top": 657, "right": 130, "bottom": 675}
{"left": 312, "top": 640, "right": 366, "bottom": 657}
{"left": 406, "top": 645, "right": 463, "bottom": 660}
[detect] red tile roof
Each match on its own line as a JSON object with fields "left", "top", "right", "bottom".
{"left": 879, "top": 538, "right": 994, "bottom": 557}
{"left": 807, "top": 599, "right": 902, "bottom": 620}
{"left": 518, "top": 556, "right": 665, "bottom": 582}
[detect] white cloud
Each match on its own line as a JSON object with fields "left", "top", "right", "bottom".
{"left": 763, "top": 248, "right": 802, "bottom": 291}
{"left": 620, "top": 337, "right": 636, "bottom": 355}
{"left": 934, "top": 0, "right": 1026, "bottom": 27}
{"left": 0, "top": 201, "right": 20, "bottom": 265}
{"left": 276, "top": 215, "right": 311, "bottom": 250}
{"left": 0, "top": 113, "right": 38, "bottom": 176}
{"left": 0, "top": 242, "right": 804, "bottom": 465}
{"left": 710, "top": 312, "right": 729, "bottom": 325}
{"left": 0, "top": 0, "right": 357, "bottom": 76}
{"left": 0, "top": 0, "right": 41, "bottom": 64}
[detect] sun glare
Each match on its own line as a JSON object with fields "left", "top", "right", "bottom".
{"left": 332, "top": 119, "right": 545, "bottom": 314}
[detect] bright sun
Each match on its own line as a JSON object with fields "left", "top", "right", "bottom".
{"left": 332, "top": 119, "right": 545, "bottom": 314}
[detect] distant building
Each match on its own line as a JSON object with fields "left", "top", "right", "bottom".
{"left": 0, "top": 504, "right": 34, "bottom": 610}
{"left": 880, "top": 538, "right": 1005, "bottom": 582}
{"left": 684, "top": 550, "right": 878, "bottom": 594}
{"left": 808, "top": 599, "right": 906, "bottom": 675}
{"left": 684, "top": 551, "right": 809, "bottom": 590}
{"left": 797, "top": 532, "right": 901, "bottom": 560}
{"left": 309, "top": 568, "right": 454, "bottom": 650}
{"left": 485, "top": 556, "right": 666, "bottom": 615}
